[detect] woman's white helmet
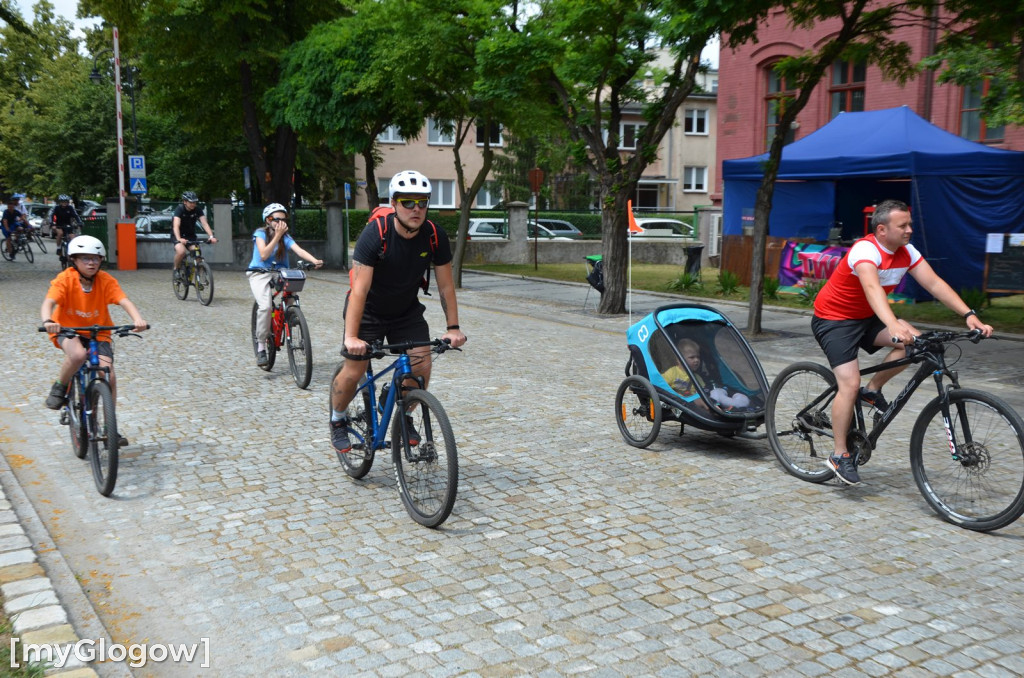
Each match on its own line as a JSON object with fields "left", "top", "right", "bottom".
{"left": 388, "top": 171, "right": 431, "bottom": 199}
{"left": 262, "top": 203, "right": 288, "bottom": 221}
{"left": 67, "top": 235, "right": 106, "bottom": 258}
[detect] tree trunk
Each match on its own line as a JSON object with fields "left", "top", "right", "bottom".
{"left": 597, "top": 186, "right": 633, "bottom": 315}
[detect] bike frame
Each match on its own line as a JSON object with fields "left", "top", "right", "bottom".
{"left": 355, "top": 353, "right": 421, "bottom": 452}
{"left": 184, "top": 243, "right": 203, "bottom": 281}
{"left": 269, "top": 284, "right": 300, "bottom": 349}
{"left": 73, "top": 335, "right": 109, "bottom": 426}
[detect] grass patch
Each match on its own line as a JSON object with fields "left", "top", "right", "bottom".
{"left": 0, "top": 599, "right": 47, "bottom": 677}
{"left": 465, "top": 263, "right": 1024, "bottom": 333}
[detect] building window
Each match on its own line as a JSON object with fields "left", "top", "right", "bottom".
{"left": 960, "top": 81, "right": 1005, "bottom": 143}
{"left": 377, "top": 125, "right": 404, "bottom": 144}
{"left": 430, "top": 179, "right": 456, "bottom": 208}
{"left": 476, "top": 182, "right": 501, "bottom": 208}
{"left": 427, "top": 119, "right": 455, "bottom": 145}
{"left": 476, "top": 123, "right": 503, "bottom": 147}
{"left": 619, "top": 122, "right": 644, "bottom": 150}
{"left": 765, "top": 66, "right": 796, "bottom": 150}
{"left": 377, "top": 179, "right": 390, "bottom": 205}
{"left": 830, "top": 60, "right": 866, "bottom": 118}
{"left": 683, "top": 166, "right": 707, "bottom": 192}
{"left": 684, "top": 109, "right": 708, "bottom": 135}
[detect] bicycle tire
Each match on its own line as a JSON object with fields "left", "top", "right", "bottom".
{"left": 86, "top": 380, "right": 118, "bottom": 496}
{"left": 615, "top": 375, "right": 662, "bottom": 448}
{"left": 67, "top": 379, "right": 87, "bottom": 460}
{"left": 250, "top": 302, "right": 277, "bottom": 371}
{"left": 910, "top": 388, "right": 1024, "bottom": 532}
{"left": 195, "top": 261, "right": 214, "bottom": 306}
{"left": 22, "top": 240, "right": 33, "bottom": 263}
{"left": 172, "top": 263, "right": 189, "bottom": 300}
{"left": 285, "top": 306, "right": 313, "bottom": 389}
{"left": 332, "top": 365, "right": 375, "bottom": 478}
{"left": 33, "top": 232, "right": 47, "bottom": 253}
{"left": 392, "top": 389, "right": 458, "bottom": 528}
{"left": 0, "top": 239, "right": 12, "bottom": 261}
{"left": 765, "top": 362, "right": 837, "bottom": 483}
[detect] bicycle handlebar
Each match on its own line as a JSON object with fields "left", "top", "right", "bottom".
{"left": 341, "top": 338, "right": 455, "bottom": 361}
{"left": 39, "top": 323, "right": 151, "bottom": 338}
{"left": 904, "top": 329, "right": 986, "bottom": 358}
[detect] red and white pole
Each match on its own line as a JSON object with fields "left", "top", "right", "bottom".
{"left": 113, "top": 27, "right": 127, "bottom": 218}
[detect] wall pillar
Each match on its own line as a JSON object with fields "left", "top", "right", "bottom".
{"left": 506, "top": 201, "right": 530, "bottom": 264}
{"left": 211, "top": 199, "right": 233, "bottom": 264}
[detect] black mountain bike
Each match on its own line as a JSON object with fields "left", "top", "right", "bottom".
{"left": 766, "top": 330, "right": 1024, "bottom": 532}
{"left": 172, "top": 240, "right": 214, "bottom": 305}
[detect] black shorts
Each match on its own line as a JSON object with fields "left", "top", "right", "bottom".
{"left": 811, "top": 315, "right": 887, "bottom": 368}
{"left": 58, "top": 335, "right": 113, "bottom": 358}
{"left": 345, "top": 299, "right": 429, "bottom": 351}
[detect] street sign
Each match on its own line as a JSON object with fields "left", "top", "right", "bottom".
{"left": 130, "top": 178, "right": 148, "bottom": 194}
{"left": 128, "top": 155, "right": 146, "bottom": 179}
{"left": 344, "top": 182, "right": 351, "bottom": 200}
{"left": 528, "top": 167, "right": 545, "bottom": 194}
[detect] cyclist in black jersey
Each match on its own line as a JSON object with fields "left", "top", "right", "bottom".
{"left": 51, "top": 195, "right": 82, "bottom": 252}
{"left": 172, "top": 191, "right": 217, "bottom": 271}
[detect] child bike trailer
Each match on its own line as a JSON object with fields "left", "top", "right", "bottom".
{"left": 616, "top": 302, "right": 770, "bottom": 447}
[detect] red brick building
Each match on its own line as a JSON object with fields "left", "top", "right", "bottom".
{"left": 714, "top": 5, "right": 1024, "bottom": 204}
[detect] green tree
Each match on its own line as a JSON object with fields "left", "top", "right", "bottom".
{"left": 922, "top": 0, "right": 1024, "bottom": 126}
{"left": 730, "top": 0, "right": 918, "bottom": 333}
{"left": 0, "top": 0, "right": 32, "bottom": 35}
{"left": 513, "top": 0, "right": 763, "bottom": 314}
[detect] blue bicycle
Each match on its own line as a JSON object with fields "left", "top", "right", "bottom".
{"left": 40, "top": 324, "right": 148, "bottom": 496}
{"left": 331, "top": 338, "right": 459, "bottom": 528}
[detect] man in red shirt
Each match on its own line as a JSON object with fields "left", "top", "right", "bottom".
{"left": 811, "top": 199, "right": 992, "bottom": 485}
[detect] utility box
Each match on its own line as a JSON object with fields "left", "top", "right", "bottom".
{"left": 116, "top": 222, "right": 137, "bottom": 270}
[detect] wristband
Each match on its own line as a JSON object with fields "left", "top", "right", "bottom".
{"left": 963, "top": 310, "right": 977, "bottom": 320}
{"left": 447, "top": 324, "right": 460, "bottom": 331}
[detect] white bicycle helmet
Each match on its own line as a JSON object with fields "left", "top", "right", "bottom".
{"left": 388, "top": 171, "right": 431, "bottom": 199}
{"left": 262, "top": 202, "right": 288, "bottom": 221}
{"left": 67, "top": 235, "right": 106, "bottom": 258}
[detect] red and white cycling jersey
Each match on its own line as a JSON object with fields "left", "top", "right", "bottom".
{"left": 814, "top": 234, "right": 922, "bottom": 320}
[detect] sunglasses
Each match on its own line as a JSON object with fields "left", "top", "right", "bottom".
{"left": 397, "top": 198, "right": 429, "bottom": 210}
{"left": 270, "top": 217, "right": 288, "bottom": 223}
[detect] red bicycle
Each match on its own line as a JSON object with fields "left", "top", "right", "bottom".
{"left": 249, "top": 261, "right": 314, "bottom": 389}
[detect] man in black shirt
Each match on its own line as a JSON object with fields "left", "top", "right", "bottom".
{"left": 171, "top": 191, "right": 217, "bottom": 272}
{"left": 329, "top": 170, "right": 467, "bottom": 454}
{"left": 51, "top": 195, "right": 82, "bottom": 253}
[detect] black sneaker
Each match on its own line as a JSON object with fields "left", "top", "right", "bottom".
{"left": 826, "top": 454, "right": 861, "bottom": 485}
{"left": 331, "top": 418, "right": 351, "bottom": 454}
{"left": 256, "top": 350, "right": 269, "bottom": 367}
{"left": 117, "top": 432, "right": 129, "bottom": 448}
{"left": 404, "top": 415, "right": 421, "bottom": 446}
{"left": 45, "top": 382, "right": 67, "bottom": 410}
{"left": 859, "top": 386, "right": 889, "bottom": 412}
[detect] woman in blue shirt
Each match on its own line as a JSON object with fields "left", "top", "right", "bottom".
{"left": 247, "top": 202, "right": 323, "bottom": 366}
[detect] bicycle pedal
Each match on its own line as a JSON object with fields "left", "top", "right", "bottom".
{"left": 60, "top": 410, "right": 68, "bottom": 425}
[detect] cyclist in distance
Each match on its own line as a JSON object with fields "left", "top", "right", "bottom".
{"left": 811, "top": 199, "right": 992, "bottom": 486}
{"left": 329, "top": 169, "right": 467, "bottom": 455}
{"left": 2, "top": 196, "right": 26, "bottom": 258}
{"left": 247, "top": 202, "right": 323, "bottom": 366}
{"left": 40, "top": 235, "right": 148, "bottom": 447}
{"left": 51, "top": 194, "right": 83, "bottom": 252}
{"left": 172, "top": 191, "right": 217, "bottom": 273}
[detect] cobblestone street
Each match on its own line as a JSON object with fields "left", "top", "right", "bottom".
{"left": 2, "top": 248, "right": 1023, "bottom": 677}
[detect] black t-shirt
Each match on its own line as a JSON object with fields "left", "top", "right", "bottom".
{"left": 52, "top": 205, "right": 80, "bottom": 228}
{"left": 172, "top": 204, "right": 205, "bottom": 240}
{"left": 352, "top": 214, "right": 453, "bottom": 318}
{"left": 2, "top": 208, "right": 22, "bottom": 229}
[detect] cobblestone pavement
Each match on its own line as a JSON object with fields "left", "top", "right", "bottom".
{"left": 1, "top": 249, "right": 1023, "bottom": 677}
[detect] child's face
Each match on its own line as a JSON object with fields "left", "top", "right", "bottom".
{"left": 681, "top": 347, "right": 701, "bottom": 369}
{"left": 71, "top": 255, "right": 102, "bottom": 276}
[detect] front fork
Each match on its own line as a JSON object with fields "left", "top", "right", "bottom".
{"left": 933, "top": 369, "right": 968, "bottom": 462}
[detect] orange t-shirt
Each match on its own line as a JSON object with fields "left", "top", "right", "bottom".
{"left": 46, "top": 269, "right": 127, "bottom": 346}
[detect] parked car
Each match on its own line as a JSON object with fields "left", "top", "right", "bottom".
{"left": 135, "top": 213, "right": 206, "bottom": 242}
{"left": 23, "top": 203, "right": 50, "bottom": 233}
{"left": 535, "top": 218, "right": 583, "bottom": 239}
{"left": 466, "top": 218, "right": 573, "bottom": 241}
{"left": 629, "top": 217, "right": 692, "bottom": 238}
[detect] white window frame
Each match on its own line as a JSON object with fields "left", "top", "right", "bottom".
{"left": 427, "top": 118, "right": 455, "bottom": 145}
{"left": 684, "top": 109, "right": 708, "bottom": 136}
{"left": 430, "top": 179, "right": 456, "bottom": 208}
{"left": 683, "top": 166, "right": 707, "bottom": 192}
{"left": 377, "top": 125, "right": 405, "bottom": 144}
{"left": 476, "top": 123, "right": 503, "bottom": 148}
{"left": 476, "top": 182, "right": 501, "bottom": 208}
{"left": 618, "top": 122, "right": 644, "bottom": 150}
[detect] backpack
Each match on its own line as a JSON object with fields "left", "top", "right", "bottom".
{"left": 350, "top": 207, "right": 439, "bottom": 295}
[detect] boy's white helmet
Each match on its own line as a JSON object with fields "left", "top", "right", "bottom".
{"left": 67, "top": 235, "right": 106, "bottom": 258}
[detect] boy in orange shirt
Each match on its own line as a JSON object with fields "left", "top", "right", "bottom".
{"left": 40, "top": 236, "right": 147, "bottom": 447}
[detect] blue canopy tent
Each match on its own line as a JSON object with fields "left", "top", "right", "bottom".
{"left": 722, "top": 106, "right": 1024, "bottom": 296}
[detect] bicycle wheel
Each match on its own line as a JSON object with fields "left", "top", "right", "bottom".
{"left": 21, "top": 240, "right": 33, "bottom": 263}
{"left": 86, "top": 380, "right": 118, "bottom": 496}
{"left": 195, "top": 261, "right": 214, "bottom": 306}
{"left": 250, "top": 302, "right": 277, "bottom": 371}
{"left": 59, "top": 246, "right": 69, "bottom": 270}
{"left": 910, "top": 389, "right": 1024, "bottom": 531}
{"left": 392, "top": 389, "right": 458, "bottom": 528}
{"left": 332, "top": 365, "right": 375, "bottom": 478}
{"left": 172, "top": 263, "right": 189, "bottom": 300}
{"left": 33, "top": 232, "right": 47, "bottom": 253}
{"left": 766, "top": 362, "right": 837, "bottom": 483}
{"left": 285, "top": 306, "right": 313, "bottom": 389}
{"left": 615, "top": 375, "right": 662, "bottom": 448}
{"left": 67, "top": 379, "right": 87, "bottom": 460}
